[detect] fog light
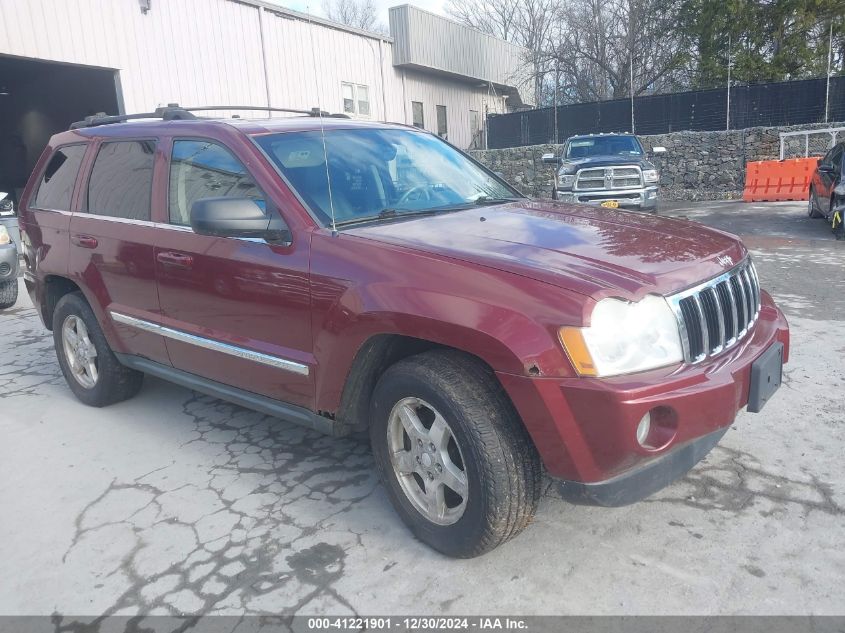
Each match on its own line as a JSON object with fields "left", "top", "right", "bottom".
{"left": 636, "top": 412, "right": 651, "bottom": 446}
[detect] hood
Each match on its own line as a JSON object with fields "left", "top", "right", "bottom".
{"left": 560, "top": 155, "right": 655, "bottom": 173}
{"left": 346, "top": 201, "right": 747, "bottom": 300}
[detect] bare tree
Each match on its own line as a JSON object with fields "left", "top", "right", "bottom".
{"left": 542, "top": 0, "right": 688, "bottom": 103}
{"left": 445, "top": 0, "right": 522, "bottom": 41}
{"left": 448, "top": 0, "right": 688, "bottom": 106}
{"left": 322, "top": 0, "right": 384, "bottom": 33}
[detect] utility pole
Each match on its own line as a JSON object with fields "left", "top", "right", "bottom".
{"left": 630, "top": 49, "right": 635, "bottom": 134}
{"left": 726, "top": 33, "right": 732, "bottom": 131}
{"left": 825, "top": 21, "right": 833, "bottom": 123}
{"left": 553, "top": 58, "right": 560, "bottom": 143}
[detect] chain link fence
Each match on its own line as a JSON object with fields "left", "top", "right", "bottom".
{"left": 779, "top": 127, "right": 845, "bottom": 158}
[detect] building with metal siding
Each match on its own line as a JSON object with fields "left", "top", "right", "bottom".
{"left": 0, "top": 0, "right": 532, "bottom": 196}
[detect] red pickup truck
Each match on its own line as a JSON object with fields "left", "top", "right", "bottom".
{"left": 18, "top": 107, "right": 789, "bottom": 557}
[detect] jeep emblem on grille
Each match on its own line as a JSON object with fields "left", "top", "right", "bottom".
{"left": 717, "top": 255, "right": 734, "bottom": 267}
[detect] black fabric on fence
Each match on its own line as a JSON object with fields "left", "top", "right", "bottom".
{"left": 487, "top": 76, "right": 845, "bottom": 148}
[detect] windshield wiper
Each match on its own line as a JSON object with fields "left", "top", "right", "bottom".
{"left": 334, "top": 197, "right": 523, "bottom": 228}
{"left": 470, "top": 196, "right": 523, "bottom": 206}
{"left": 334, "top": 208, "right": 441, "bottom": 228}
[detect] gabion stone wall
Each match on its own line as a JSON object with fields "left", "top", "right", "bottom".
{"left": 469, "top": 121, "right": 845, "bottom": 201}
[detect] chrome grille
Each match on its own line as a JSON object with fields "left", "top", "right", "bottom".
{"left": 668, "top": 258, "right": 761, "bottom": 363}
{"left": 575, "top": 166, "right": 643, "bottom": 191}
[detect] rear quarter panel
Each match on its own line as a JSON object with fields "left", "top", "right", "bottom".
{"left": 18, "top": 138, "right": 79, "bottom": 318}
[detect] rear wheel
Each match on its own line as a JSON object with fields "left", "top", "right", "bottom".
{"left": 53, "top": 292, "right": 143, "bottom": 407}
{"left": 0, "top": 279, "right": 17, "bottom": 309}
{"left": 808, "top": 187, "right": 824, "bottom": 218}
{"left": 370, "top": 350, "right": 542, "bottom": 558}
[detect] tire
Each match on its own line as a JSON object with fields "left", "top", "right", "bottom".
{"left": 370, "top": 350, "right": 542, "bottom": 558}
{"left": 53, "top": 292, "right": 143, "bottom": 407}
{"left": 808, "top": 187, "right": 824, "bottom": 218}
{"left": 0, "top": 279, "right": 17, "bottom": 309}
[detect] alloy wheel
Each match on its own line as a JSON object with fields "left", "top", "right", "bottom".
{"left": 387, "top": 397, "right": 468, "bottom": 525}
{"left": 61, "top": 315, "right": 99, "bottom": 389}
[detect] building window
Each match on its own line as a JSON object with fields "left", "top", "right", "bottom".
{"left": 412, "top": 101, "right": 424, "bottom": 128}
{"left": 342, "top": 83, "right": 355, "bottom": 114}
{"left": 341, "top": 82, "right": 370, "bottom": 117}
{"left": 357, "top": 85, "right": 370, "bottom": 116}
{"left": 436, "top": 105, "right": 448, "bottom": 139}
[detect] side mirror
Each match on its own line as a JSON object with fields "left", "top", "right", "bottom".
{"left": 190, "top": 197, "right": 291, "bottom": 244}
{"left": 651, "top": 146, "right": 667, "bottom": 155}
{"left": 817, "top": 163, "right": 835, "bottom": 174}
{"left": 542, "top": 153, "right": 561, "bottom": 165}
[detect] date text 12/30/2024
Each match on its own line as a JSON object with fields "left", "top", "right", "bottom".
{"left": 307, "top": 617, "right": 529, "bottom": 630}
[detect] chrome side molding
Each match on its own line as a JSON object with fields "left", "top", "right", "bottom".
{"left": 109, "top": 311, "right": 310, "bottom": 376}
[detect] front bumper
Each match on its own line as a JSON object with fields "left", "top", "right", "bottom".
{"left": 497, "top": 291, "right": 789, "bottom": 498}
{"left": 0, "top": 243, "right": 19, "bottom": 281}
{"left": 555, "top": 426, "right": 728, "bottom": 506}
{"left": 556, "top": 186, "right": 658, "bottom": 209}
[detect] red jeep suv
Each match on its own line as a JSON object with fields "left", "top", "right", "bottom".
{"left": 18, "top": 106, "right": 789, "bottom": 557}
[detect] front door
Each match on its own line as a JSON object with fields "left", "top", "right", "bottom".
{"left": 154, "top": 138, "right": 313, "bottom": 409}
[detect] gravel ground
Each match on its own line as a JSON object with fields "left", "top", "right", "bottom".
{"left": 0, "top": 200, "right": 842, "bottom": 620}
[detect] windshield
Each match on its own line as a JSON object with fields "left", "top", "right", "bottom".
{"left": 564, "top": 136, "right": 643, "bottom": 159}
{"left": 254, "top": 128, "right": 521, "bottom": 226}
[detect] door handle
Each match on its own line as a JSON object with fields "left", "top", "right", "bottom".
{"left": 156, "top": 251, "right": 194, "bottom": 270}
{"left": 71, "top": 234, "right": 98, "bottom": 249}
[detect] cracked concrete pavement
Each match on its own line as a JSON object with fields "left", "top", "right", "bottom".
{"left": 0, "top": 201, "right": 843, "bottom": 618}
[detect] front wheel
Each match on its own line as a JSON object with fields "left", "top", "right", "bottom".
{"left": 0, "top": 279, "right": 17, "bottom": 309}
{"left": 370, "top": 350, "right": 542, "bottom": 558}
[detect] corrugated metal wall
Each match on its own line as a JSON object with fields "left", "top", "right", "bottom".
{"left": 389, "top": 5, "right": 532, "bottom": 104}
{"left": 0, "top": 0, "right": 511, "bottom": 147}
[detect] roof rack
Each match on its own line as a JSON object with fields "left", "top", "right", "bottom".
{"left": 70, "top": 104, "right": 350, "bottom": 130}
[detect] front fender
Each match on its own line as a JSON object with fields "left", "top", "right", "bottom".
{"left": 309, "top": 232, "right": 587, "bottom": 413}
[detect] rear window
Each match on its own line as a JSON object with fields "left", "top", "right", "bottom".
{"left": 86, "top": 140, "right": 156, "bottom": 221}
{"left": 33, "top": 145, "right": 87, "bottom": 211}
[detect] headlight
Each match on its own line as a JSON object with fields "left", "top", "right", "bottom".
{"left": 643, "top": 169, "right": 659, "bottom": 183}
{"left": 0, "top": 225, "right": 10, "bottom": 246}
{"left": 557, "top": 173, "right": 575, "bottom": 189}
{"left": 559, "top": 295, "right": 683, "bottom": 377}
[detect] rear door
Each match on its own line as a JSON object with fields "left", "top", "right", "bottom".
{"left": 68, "top": 138, "right": 170, "bottom": 365}
{"left": 154, "top": 137, "right": 313, "bottom": 409}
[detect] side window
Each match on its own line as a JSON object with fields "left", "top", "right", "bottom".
{"left": 86, "top": 141, "right": 155, "bottom": 221}
{"left": 831, "top": 145, "right": 844, "bottom": 169}
{"left": 34, "top": 145, "right": 87, "bottom": 211}
{"left": 169, "top": 140, "right": 264, "bottom": 226}
{"left": 412, "top": 101, "right": 425, "bottom": 129}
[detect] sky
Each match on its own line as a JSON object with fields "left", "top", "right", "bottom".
{"left": 270, "top": 0, "right": 449, "bottom": 30}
